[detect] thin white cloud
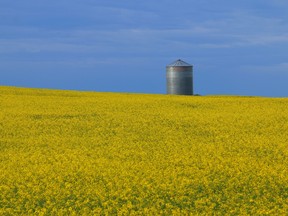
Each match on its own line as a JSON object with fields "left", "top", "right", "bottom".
{"left": 0, "top": 39, "right": 94, "bottom": 53}
{"left": 0, "top": 25, "right": 218, "bottom": 54}
{"left": 1, "top": 6, "right": 288, "bottom": 55}
{"left": 189, "top": 11, "right": 288, "bottom": 48}
{"left": 240, "top": 34, "right": 288, "bottom": 45}
{"left": 244, "top": 63, "right": 288, "bottom": 74}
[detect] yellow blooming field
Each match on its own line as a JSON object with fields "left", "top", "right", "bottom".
{"left": 0, "top": 86, "right": 288, "bottom": 215}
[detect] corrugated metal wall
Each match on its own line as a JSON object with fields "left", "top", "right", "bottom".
{"left": 166, "top": 60, "right": 193, "bottom": 95}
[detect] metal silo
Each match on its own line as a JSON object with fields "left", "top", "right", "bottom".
{"left": 166, "top": 59, "right": 193, "bottom": 95}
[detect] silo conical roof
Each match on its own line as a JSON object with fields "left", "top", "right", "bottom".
{"left": 167, "top": 59, "right": 192, "bottom": 67}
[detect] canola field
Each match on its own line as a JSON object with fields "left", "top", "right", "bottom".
{"left": 0, "top": 86, "right": 288, "bottom": 215}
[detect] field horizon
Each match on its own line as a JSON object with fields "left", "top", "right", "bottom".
{"left": 1, "top": 85, "right": 286, "bottom": 99}
{"left": 1, "top": 86, "right": 287, "bottom": 215}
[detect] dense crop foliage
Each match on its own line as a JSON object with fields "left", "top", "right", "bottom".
{"left": 0, "top": 86, "right": 288, "bottom": 215}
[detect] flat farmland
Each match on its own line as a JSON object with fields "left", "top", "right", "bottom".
{"left": 0, "top": 86, "right": 287, "bottom": 215}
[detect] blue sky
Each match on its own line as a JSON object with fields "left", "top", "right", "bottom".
{"left": 1, "top": 0, "right": 288, "bottom": 97}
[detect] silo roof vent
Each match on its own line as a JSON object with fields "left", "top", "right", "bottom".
{"left": 167, "top": 59, "right": 192, "bottom": 67}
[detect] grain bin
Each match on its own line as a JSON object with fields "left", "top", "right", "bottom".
{"left": 166, "top": 59, "right": 193, "bottom": 95}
